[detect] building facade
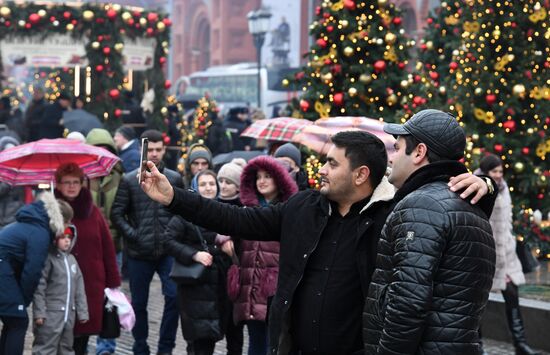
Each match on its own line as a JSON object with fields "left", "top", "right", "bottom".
{"left": 169, "top": 0, "right": 439, "bottom": 81}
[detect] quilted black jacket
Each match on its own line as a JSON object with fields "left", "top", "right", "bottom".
{"left": 364, "top": 161, "right": 496, "bottom": 355}
{"left": 111, "top": 163, "right": 183, "bottom": 260}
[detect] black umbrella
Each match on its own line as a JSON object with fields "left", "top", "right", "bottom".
{"left": 62, "top": 109, "right": 103, "bottom": 136}
{"left": 212, "top": 150, "right": 264, "bottom": 169}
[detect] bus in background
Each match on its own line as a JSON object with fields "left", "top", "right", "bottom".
{"left": 174, "top": 62, "right": 298, "bottom": 117}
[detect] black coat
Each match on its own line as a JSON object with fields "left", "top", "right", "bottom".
{"left": 111, "top": 164, "right": 183, "bottom": 260}
{"left": 25, "top": 98, "right": 47, "bottom": 142}
{"left": 39, "top": 102, "right": 65, "bottom": 139}
{"left": 223, "top": 116, "right": 252, "bottom": 151}
{"left": 364, "top": 161, "right": 496, "bottom": 355}
{"left": 167, "top": 178, "right": 396, "bottom": 353}
{"left": 163, "top": 215, "right": 231, "bottom": 341}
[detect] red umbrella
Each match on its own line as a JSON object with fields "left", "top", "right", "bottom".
{"left": 0, "top": 138, "right": 120, "bottom": 186}
{"left": 293, "top": 116, "right": 395, "bottom": 155}
{"left": 241, "top": 117, "right": 313, "bottom": 142}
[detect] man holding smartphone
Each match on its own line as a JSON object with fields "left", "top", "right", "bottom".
{"left": 111, "top": 130, "right": 184, "bottom": 355}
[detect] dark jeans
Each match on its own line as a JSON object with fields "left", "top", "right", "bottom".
{"left": 0, "top": 315, "right": 28, "bottom": 355}
{"left": 73, "top": 335, "right": 90, "bottom": 355}
{"left": 128, "top": 255, "right": 179, "bottom": 355}
{"left": 246, "top": 321, "right": 268, "bottom": 355}
{"left": 225, "top": 314, "right": 244, "bottom": 355}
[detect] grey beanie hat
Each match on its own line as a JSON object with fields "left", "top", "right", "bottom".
{"left": 188, "top": 147, "right": 212, "bottom": 164}
{"left": 217, "top": 158, "right": 247, "bottom": 187}
{"left": 274, "top": 143, "right": 301, "bottom": 166}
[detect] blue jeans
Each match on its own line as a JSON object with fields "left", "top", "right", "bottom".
{"left": 246, "top": 321, "right": 268, "bottom": 355}
{"left": 0, "top": 315, "right": 29, "bottom": 355}
{"left": 96, "top": 252, "right": 123, "bottom": 354}
{"left": 128, "top": 255, "right": 179, "bottom": 355}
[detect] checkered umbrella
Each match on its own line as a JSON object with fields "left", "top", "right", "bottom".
{"left": 294, "top": 116, "right": 395, "bottom": 155}
{"left": 240, "top": 117, "right": 313, "bottom": 142}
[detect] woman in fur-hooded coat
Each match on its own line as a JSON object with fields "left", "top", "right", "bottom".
{"left": 234, "top": 156, "right": 297, "bottom": 353}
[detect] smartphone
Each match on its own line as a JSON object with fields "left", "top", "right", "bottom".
{"left": 138, "top": 137, "right": 149, "bottom": 184}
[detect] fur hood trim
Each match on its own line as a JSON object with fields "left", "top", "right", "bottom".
{"left": 360, "top": 176, "right": 396, "bottom": 213}
{"left": 240, "top": 156, "right": 298, "bottom": 207}
{"left": 37, "top": 192, "right": 65, "bottom": 235}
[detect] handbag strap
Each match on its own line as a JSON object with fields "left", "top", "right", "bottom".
{"left": 229, "top": 241, "right": 240, "bottom": 266}
{"left": 193, "top": 225, "right": 209, "bottom": 252}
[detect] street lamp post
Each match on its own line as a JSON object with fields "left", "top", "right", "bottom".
{"left": 247, "top": 7, "right": 272, "bottom": 110}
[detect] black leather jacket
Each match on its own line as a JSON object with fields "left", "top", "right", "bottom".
{"left": 111, "top": 164, "right": 183, "bottom": 260}
{"left": 364, "top": 161, "right": 496, "bottom": 355}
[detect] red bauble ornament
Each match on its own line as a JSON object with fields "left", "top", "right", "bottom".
{"left": 50, "top": 16, "right": 56, "bottom": 22}
{"left": 522, "top": 147, "right": 530, "bottom": 155}
{"left": 163, "top": 136, "right": 171, "bottom": 145}
{"left": 427, "top": 18, "right": 433, "bottom": 24}
{"left": 114, "top": 108, "right": 122, "bottom": 118}
{"left": 429, "top": 71, "right": 439, "bottom": 80}
{"left": 5, "top": 21, "right": 10, "bottom": 27}
{"left": 164, "top": 80, "right": 171, "bottom": 89}
{"left": 146, "top": 27, "right": 154, "bottom": 36}
{"left": 494, "top": 144, "right": 503, "bottom": 152}
{"left": 25, "top": 23, "right": 31, "bottom": 29}
{"left": 326, "top": 25, "right": 334, "bottom": 32}
{"left": 308, "top": 178, "right": 316, "bottom": 186}
{"left": 449, "top": 62, "right": 458, "bottom": 70}
{"left": 524, "top": 70, "right": 532, "bottom": 79}
{"left": 316, "top": 38, "right": 327, "bottom": 48}
{"left": 413, "top": 96, "right": 425, "bottom": 106}
{"left": 127, "top": 18, "right": 135, "bottom": 26}
{"left": 162, "top": 18, "right": 172, "bottom": 26}
{"left": 133, "top": 10, "right": 142, "bottom": 18}
{"left": 300, "top": 99, "right": 310, "bottom": 112}
{"left": 159, "top": 56, "right": 167, "bottom": 64}
{"left": 63, "top": 11, "right": 71, "bottom": 19}
{"left": 96, "top": 18, "right": 105, "bottom": 24}
{"left": 109, "top": 89, "right": 120, "bottom": 100}
{"left": 315, "top": 6, "right": 321, "bottom": 16}
{"left": 95, "top": 64, "right": 104, "bottom": 72}
{"left": 485, "top": 94, "right": 497, "bottom": 105}
{"left": 343, "top": 0, "right": 356, "bottom": 10}
{"left": 103, "top": 47, "right": 111, "bottom": 56}
{"left": 373, "top": 60, "right": 386, "bottom": 73}
{"left": 29, "top": 14, "right": 40, "bottom": 25}
{"left": 537, "top": 193, "right": 544, "bottom": 200}
{"left": 398, "top": 62, "right": 406, "bottom": 70}
{"left": 393, "top": 17, "right": 402, "bottom": 25}
{"left": 420, "top": 44, "right": 427, "bottom": 51}
{"left": 414, "top": 75, "right": 421, "bottom": 82}
{"left": 333, "top": 93, "right": 344, "bottom": 106}
{"left": 106, "top": 9, "right": 117, "bottom": 20}
{"left": 71, "top": 19, "right": 77, "bottom": 25}
{"left": 331, "top": 64, "right": 342, "bottom": 74}
{"left": 324, "top": 58, "right": 332, "bottom": 65}
{"left": 502, "top": 120, "right": 516, "bottom": 132}
{"left": 147, "top": 12, "right": 158, "bottom": 22}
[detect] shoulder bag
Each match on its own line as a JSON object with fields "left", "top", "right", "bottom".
{"left": 169, "top": 225, "right": 209, "bottom": 285}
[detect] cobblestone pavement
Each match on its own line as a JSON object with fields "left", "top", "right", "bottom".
{"left": 21, "top": 278, "right": 547, "bottom": 355}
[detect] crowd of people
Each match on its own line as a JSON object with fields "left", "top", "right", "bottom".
{"left": 0, "top": 90, "right": 541, "bottom": 355}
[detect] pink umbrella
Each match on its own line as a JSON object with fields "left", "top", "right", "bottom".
{"left": 241, "top": 117, "right": 313, "bottom": 142}
{"left": 293, "top": 116, "right": 395, "bottom": 155}
{"left": 0, "top": 138, "right": 120, "bottom": 186}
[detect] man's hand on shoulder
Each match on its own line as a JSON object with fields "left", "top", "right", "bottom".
{"left": 448, "top": 173, "right": 493, "bottom": 204}
{"left": 140, "top": 161, "right": 174, "bottom": 205}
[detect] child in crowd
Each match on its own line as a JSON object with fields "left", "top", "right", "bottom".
{"left": 32, "top": 226, "right": 89, "bottom": 355}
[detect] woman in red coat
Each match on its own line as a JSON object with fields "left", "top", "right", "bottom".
{"left": 55, "top": 162, "right": 121, "bottom": 355}
{"left": 232, "top": 156, "right": 297, "bottom": 355}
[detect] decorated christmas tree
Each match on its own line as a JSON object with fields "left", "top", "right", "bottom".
{"left": 450, "top": 0, "right": 549, "bottom": 213}
{"left": 287, "top": 0, "right": 413, "bottom": 121}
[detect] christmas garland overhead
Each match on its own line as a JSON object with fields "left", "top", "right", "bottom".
{"left": 0, "top": 2, "right": 171, "bottom": 130}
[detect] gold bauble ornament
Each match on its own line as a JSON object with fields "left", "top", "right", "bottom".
{"left": 83, "top": 10, "right": 94, "bottom": 21}
{"left": 514, "top": 162, "right": 525, "bottom": 173}
{"left": 162, "top": 41, "right": 169, "bottom": 47}
{"left": 426, "top": 41, "right": 434, "bottom": 50}
{"left": 471, "top": 134, "right": 479, "bottom": 141}
{"left": 160, "top": 107, "right": 168, "bottom": 115}
{"left": 282, "top": 79, "right": 290, "bottom": 87}
{"left": 37, "top": 9, "right": 47, "bottom": 18}
{"left": 157, "top": 22, "right": 166, "bottom": 32}
{"left": 378, "top": 0, "right": 388, "bottom": 6}
{"left": 66, "top": 23, "right": 74, "bottom": 31}
{"left": 18, "top": 20, "right": 25, "bottom": 27}
{"left": 341, "top": 20, "right": 349, "bottom": 28}
{"left": 400, "top": 80, "right": 409, "bottom": 88}
{"left": 322, "top": 72, "right": 333, "bottom": 81}
{"left": 513, "top": 84, "right": 526, "bottom": 97}
{"left": 114, "top": 43, "right": 124, "bottom": 52}
{"left": 348, "top": 87, "right": 358, "bottom": 97}
{"left": 343, "top": 46, "right": 354, "bottom": 57}
{"left": 112, "top": 4, "right": 122, "bottom": 11}
{"left": 91, "top": 41, "right": 100, "bottom": 50}
{"left": 0, "top": 7, "right": 11, "bottom": 17}
{"left": 475, "top": 87, "right": 483, "bottom": 95}
{"left": 122, "top": 12, "right": 132, "bottom": 22}
{"left": 384, "top": 33, "right": 397, "bottom": 44}
{"left": 492, "top": 29, "right": 501, "bottom": 37}
{"left": 359, "top": 74, "right": 372, "bottom": 84}
{"left": 376, "top": 38, "right": 384, "bottom": 45}
{"left": 139, "top": 17, "right": 147, "bottom": 26}
{"left": 439, "top": 86, "right": 447, "bottom": 95}
{"left": 386, "top": 94, "right": 398, "bottom": 105}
